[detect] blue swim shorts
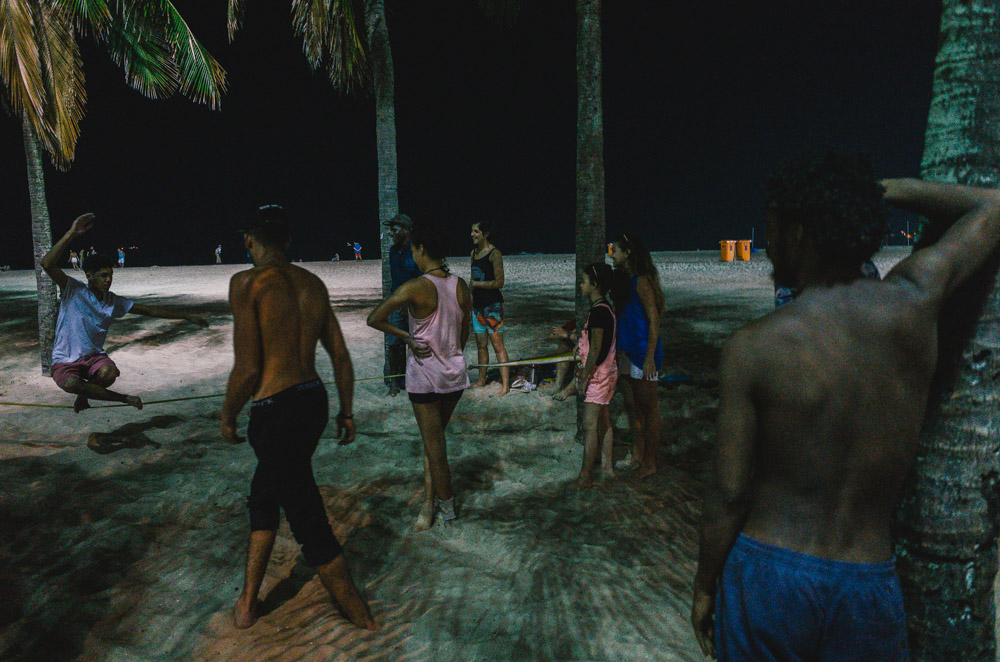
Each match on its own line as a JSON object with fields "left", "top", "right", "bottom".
{"left": 715, "top": 533, "right": 908, "bottom": 661}
{"left": 472, "top": 302, "right": 504, "bottom": 334}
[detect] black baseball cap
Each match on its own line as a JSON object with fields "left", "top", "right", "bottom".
{"left": 239, "top": 204, "right": 289, "bottom": 234}
{"left": 383, "top": 213, "right": 413, "bottom": 229}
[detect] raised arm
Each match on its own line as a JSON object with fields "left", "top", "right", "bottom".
{"left": 220, "top": 273, "right": 261, "bottom": 443}
{"left": 883, "top": 178, "right": 1000, "bottom": 307}
{"left": 320, "top": 300, "right": 355, "bottom": 445}
{"left": 691, "top": 330, "right": 758, "bottom": 658}
{"left": 42, "top": 213, "right": 94, "bottom": 289}
{"left": 636, "top": 275, "right": 661, "bottom": 379}
{"left": 130, "top": 302, "right": 208, "bottom": 327}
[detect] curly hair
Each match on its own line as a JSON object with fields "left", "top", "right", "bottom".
{"left": 411, "top": 215, "right": 450, "bottom": 270}
{"left": 766, "top": 151, "right": 888, "bottom": 268}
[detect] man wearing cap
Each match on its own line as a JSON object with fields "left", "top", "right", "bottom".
{"left": 384, "top": 213, "right": 423, "bottom": 396}
{"left": 222, "top": 204, "right": 377, "bottom": 631}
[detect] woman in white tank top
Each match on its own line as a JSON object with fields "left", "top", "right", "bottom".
{"left": 367, "top": 219, "right": 472, "bottom": 531}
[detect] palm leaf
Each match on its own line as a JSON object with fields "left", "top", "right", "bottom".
{"left": 156, "top": 0, "right": 227, "bottom": 109}
{"left": 103, "top": 2, "right": 179, "bottom": 100}
{"left": 325, "top": 0, "right": 368, "bottom": 93}
{"left": 31, "top": 0, "right": 86, "bottom": 169}
{"left": 291, "top": 0, "right": 329, "bottom": 69}
{"left": 226, "top": 0, "right": 242, "bottom": 41}
{"left": 0, "top": 0, "right": 47, "bottom": 125}
{"left": 477, "top": 0, "right": 519, "bottom": 26}
{"left": 56, "top": 0, "right": 111, "bottom": 36}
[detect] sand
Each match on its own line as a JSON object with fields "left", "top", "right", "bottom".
{"left": 0, "top": 249, "right": 908, "bottom": 661}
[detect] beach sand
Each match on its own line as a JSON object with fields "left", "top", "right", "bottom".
{"left": 0, "top": 249, "right": 908, "bottom": 661}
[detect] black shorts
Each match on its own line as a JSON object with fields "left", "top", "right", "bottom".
{"left": 407, "top": 389, "right": 464, "bottom": 404}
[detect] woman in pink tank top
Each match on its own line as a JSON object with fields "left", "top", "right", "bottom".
{"left": 368, "top": 218, "right": 472, "bottom": 531}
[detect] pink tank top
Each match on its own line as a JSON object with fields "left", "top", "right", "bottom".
{"left": 406, "top": 273, "right": 470, "bottom": 394}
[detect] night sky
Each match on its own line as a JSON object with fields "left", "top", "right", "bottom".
{"left": 0, "top": 1, "right": 942, "bottom": 269}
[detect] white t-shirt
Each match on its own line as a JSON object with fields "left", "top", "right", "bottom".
{"left": 51, "top": 277, "right": 133, "bottom": 365}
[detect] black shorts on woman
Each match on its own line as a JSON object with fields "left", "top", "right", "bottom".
{"left": 247, "top": 379, "right": 342, "bottom": 567}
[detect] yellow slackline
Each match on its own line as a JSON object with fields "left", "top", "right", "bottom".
{"left": 0, "top": 353, "right": 578, "bottom": 410}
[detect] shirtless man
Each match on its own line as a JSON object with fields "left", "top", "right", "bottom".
{"left": 42, "top": 214, "right": 208, "bottom": 412}
{"left": 221, "top": 204, "right": 376, "bottom": 631}
{"left": 691, "top": 152, "right": 1000, "bottom": 660}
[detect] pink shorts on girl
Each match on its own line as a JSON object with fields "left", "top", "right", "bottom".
{"left": 576, "top": 303, "right": 618, "bottom": 405}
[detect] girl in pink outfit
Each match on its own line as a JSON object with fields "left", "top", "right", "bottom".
{"left": 574, "top": 263, "right": 618, "bottom": 489}
{"left": 367, "top": 218, "right": 472, "bottom": 530}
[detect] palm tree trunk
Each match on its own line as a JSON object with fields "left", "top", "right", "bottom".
{"left": 895, "top": 3, "right": 1000, "bottom": 658}
{"left": 575, "top": 0, "right": 606, "bottom": 433}
{"left": 366, "top": 0, "right": 400, "bottom": 381}
{"left": 22, "top": 115, "right": 58, "bottom": 375}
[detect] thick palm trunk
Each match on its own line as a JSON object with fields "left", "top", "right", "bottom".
{"left": 366, "top": 0, "right": 400, "bottom": 379}
{"left": 575, "top": 0, "right": 606, "bottom": 432}
{"left": 895, "top": 3, "right": 1000, "bottom": 658}
{"left": 22, "top": 116, "right": 57, "bottom": 375}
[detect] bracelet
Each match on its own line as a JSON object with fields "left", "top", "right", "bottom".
{"left": 338, "top": 412, "right": 353, "bottom": 420}
{"left": 405, "top": 334, "right": 416, "bottom": 345}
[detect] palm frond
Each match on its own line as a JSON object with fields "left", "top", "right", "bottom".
{"left": 0, "top": 0, "right": 47, "bottom": 125}
{"left": 226, "top": 0, "right": 243, "bottom": 42}
{"left": 56, "top": 0, "right": 111, "bottom": 37}
{"left": 326, "top": 0, "right": 368, "bottom": 93}
{"left": 291, "top": 0, "right": 328, "bottom": 70}
{"left": 157, "top": 0, "right": 227, "bottom": 109}
{"left": 477, "top": 0, "right": 519, "bottom": 26}
{"left": 104, "top": 2, "right": 179, "bottom": 100}
{"left": 31, "top": 0, "right": 86, "bottom": 169}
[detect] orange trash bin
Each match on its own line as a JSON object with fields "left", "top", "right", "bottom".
{"left": 736, "top": 240, "right": 751, "bottom": 261}
{"left": 719, "top": 240, "right": 736, "bottom": 262}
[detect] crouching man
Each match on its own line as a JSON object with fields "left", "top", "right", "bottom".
{"left": 41, "top": 213, "right": 208, "bottom": 412}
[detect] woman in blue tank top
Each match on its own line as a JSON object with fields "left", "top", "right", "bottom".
{"left": 610, "top": 232, "right": 665, "bottom": 479}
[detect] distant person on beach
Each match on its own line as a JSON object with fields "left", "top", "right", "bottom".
{"left": 221, "top": 204, "right": 376, "bottom": 632}
{"left": 610, "top": 232, "right": 664, "bottom": 479}
{"left": 368, "top": 217, "right": 471, "bottom": 530}
{"left": 384, "top": 213, "right": 423, "bottom": 396}
{"left": 332, "top": 253, "right": 340, "bottom": 262}
{"left": 470, "top": 220, "right": 511, "bottom": 396}
{"left": 117, "top": 247, "right": 125, "bottom": 268}
{"left": 348, "top": 241, "right": 362, "bottom": 260}
{"left": 69, "top": 250, "right": 79, "bottom": 270}
{"left": 41, "top": 214, "right": 208, "bottom": 413}
{"left": 573, "top": 263, "right": 618, "bottom": 489}
{"left": 690, "top": 154, "right": 1000, "bottom": 660}
{"left": 215, "top": 244, "right": 222, "bottom": 264}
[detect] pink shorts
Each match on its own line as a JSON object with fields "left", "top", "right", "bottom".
{"left": 578, "top": 347, "right": 618, "bottom": 405}
{"left": 51, "top": 353, "right": 118, "bottom": 389}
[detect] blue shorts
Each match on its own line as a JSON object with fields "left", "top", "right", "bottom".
{"left": 716, "top": 534, "right": 908, "bottom": 661}
{"left": 472, "top": 302, "right": 504, "bottom": 334}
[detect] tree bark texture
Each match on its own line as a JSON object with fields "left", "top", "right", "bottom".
{"left": 575, "top": 0, "right": 606, "bottom": 433}
{"left": 22, "top": 115, "right": 57, "bottom": 375}
{"left": 366, "top": 0, "right": 400, "bottom": 379}
{"left": 896, "top": 3, "right": 1000, "bottom": 658}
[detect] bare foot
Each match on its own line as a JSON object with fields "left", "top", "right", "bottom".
{"left": 73, "top": 394, "right": 91, "bottom": 413}
{"left": 574, "top": 476, "right": 593, "bottom": 490}
{"left": 497, "top": 386, "right": 511, "bottom": 397}
{"left": 318, "top": 558, "right": 379, "bottom": 631}
{"left": 635, "top": 465, "right": 657, "bottom": 480}
{"left": 599, "top": 469, "right": 615, "bottom": 481}
{"left": 414, "top": 499, "right": 435, "bottom": 531}
{"left": 233, "top": 596, "right": 260, "bottom": 629}
{"left": 386, "top": 385, "right": 399, "bottom": 397}
{"left": 553, "top": 390, "right": 571, "bottom": 401}
{"left": 125, "top": 395, "right": 143, "bottom": 410}
{"left": 471, "top": 380, "right": 487, "bottom": 389}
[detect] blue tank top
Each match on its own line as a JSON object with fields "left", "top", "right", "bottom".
{"left": 617, "top": 275, "right": 663, "bottom": 370}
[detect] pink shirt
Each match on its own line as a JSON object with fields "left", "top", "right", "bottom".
{"left": 406, "top": 273, "right": 470, "bottom": 394}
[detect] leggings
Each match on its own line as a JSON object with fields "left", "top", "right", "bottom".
{"left": 247, "top": 379, "right": 342, "bottom": 567}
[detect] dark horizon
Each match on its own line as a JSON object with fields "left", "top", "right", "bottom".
{"left": 1, "top": 1, "right": 942, "bottom": 270}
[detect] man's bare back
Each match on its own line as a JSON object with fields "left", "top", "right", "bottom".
{"left": 734, "top": 275, "right": 938, "bottom": 562}
{"left": 232, "top": 264, "right": 330, "bottom": 400}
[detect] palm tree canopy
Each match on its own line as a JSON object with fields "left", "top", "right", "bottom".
{"left": 1, "top": 0, "right": 227, "bottom": 170}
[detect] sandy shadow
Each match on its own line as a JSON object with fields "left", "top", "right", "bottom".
{"left": 87, "top": 414, "right": 181, "bottom": 454}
